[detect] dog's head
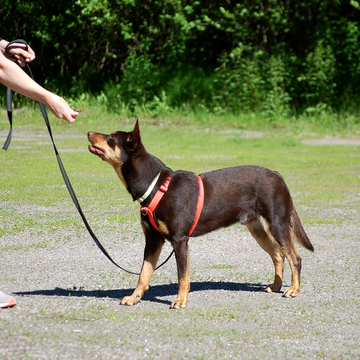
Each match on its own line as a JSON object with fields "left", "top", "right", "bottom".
{"left": 88, "top": 120, "right": 141, "bottom": 163}
{"left": 88, "top": 120, "right": 142, "bottom": 186}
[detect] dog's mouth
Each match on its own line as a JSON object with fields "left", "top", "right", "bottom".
{"left": 88, "top": 145, "right": 105, "bottom": 156}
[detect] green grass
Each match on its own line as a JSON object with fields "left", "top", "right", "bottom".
{"left": 209, "top": 264, "right": 235, "bottom": 270}
{"left": 1, "top": 240, "right": 51, "bottom": 251}
{"left": 1, "top": 105, "right": 359, "bottom": 235}
{"left": 1, "top": 105, "right": 359, "bottom": 360}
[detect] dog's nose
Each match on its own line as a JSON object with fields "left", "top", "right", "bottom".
{"left": 88, "top": 131, "right": 94, "bottom": 138}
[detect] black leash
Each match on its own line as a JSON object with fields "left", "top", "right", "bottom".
{"left": 2, "top": 87, "right": 13, "bottom": 150}
{"left": 2, "top": 39, "right": 174, "bottom": 275}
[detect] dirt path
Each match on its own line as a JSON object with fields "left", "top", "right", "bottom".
{"left": 1, "top": 198, "right": 359, "bottom": 359}
{"left": 1, "top": 131, "right": 359, "bottom": 359}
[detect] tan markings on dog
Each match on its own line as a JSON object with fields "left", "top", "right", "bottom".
{"left": 158, "top": 220, "right": 170, "bottom": 236}
{"left": 171, "top": 248, "right": 190, "bottom": 309}
{"left": 121, "top": 242, "right": 164, "bottom": 306}
{"left": 247, "top": 217, "right": 284, "bottom": 293}
{"left": 141, "top": 221, "right": 148, "bottom": 233}
{"left": 111, "top": 161, "right": 128, "bottom": 189}
{"left": 279, "top": 221, "right": 302, "bottom": 297}
{"left": 93, "top": 137, "right": 128, "bottom": 189}
{"left": 281, "top": 242, "right": 301, "bottom": 297}
{"left": 258, "top": 216, "right": 278, "bottom": 245}
{"left": 93, "top": 136, "right": 121, "bottom": 163}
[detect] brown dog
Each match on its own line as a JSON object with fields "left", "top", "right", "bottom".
{"left": 88, "top": 120, "right": 314, "bottom": 308}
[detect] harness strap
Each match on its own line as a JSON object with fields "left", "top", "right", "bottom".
{"left": 141, "top": 175, "right": 172, "bottom": 232}
{"left": 141, "top": 174, "right": 204, "bottom": 236}
{"left": 189, "top": 175, "right": 204, "bottom": 236}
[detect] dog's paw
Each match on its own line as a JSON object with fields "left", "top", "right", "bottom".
{"left": 170, "top": 299, "right": 187, "bottom": 309}
{"left": 265, "top": 282, "right": 282, "bottom": 293}
{"left": 282, "top": 286, "right": 300, "bottom": 298}
{"left": 120, "top": 295, "right": 141, "bottom": 306}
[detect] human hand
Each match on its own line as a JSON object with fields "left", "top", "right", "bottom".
{"left": 45, "top": 94, "right": 79, "bottom": 124}
{"left": 5, "top": 42, "right": 36, "bottom": 67}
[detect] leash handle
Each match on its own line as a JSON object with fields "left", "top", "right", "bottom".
{"left": 2, "top": 40, "right": 174, "bottom": 275}
{"left": 4, "top": 38, "right": 29, "bottom": 61}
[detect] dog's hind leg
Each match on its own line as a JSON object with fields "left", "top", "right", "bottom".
{"left": 266, "top": 217, "right": 303, "bottom": 298}
{"left": 170, "top": 236, "right": 190, "bottom": 309}
{"left": 247, "top": 218, "right": 285, "bottom": 293}
{"left": 248, "top": 217, "right": 303, "bottom": 297}
{"left": 121, "top": 235, "right": 164, "bottom": 306}
{"left": 281, "top": 239, "right": 302, "bottom": 298}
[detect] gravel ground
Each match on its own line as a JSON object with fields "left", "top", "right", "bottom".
{"left": 1, "top": 202, "right": 359, "bottom": 359}
{"left": 1, "top": 134, "right": 360, "bottom": 359}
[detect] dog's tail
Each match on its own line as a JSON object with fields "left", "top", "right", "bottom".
{"left": 291, "top": 205, "right": 314, "bottom": 252}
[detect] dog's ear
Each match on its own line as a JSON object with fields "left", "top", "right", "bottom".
{"left": 133, "top": 119, "right": 141, "bottom": 140}
{"left": 126, "top": 119, "right": 141, "bottom": 150}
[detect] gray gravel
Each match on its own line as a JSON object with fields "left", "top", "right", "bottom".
{"left": 1, "top": 131, "right": 359, "bottom": 359}
{"left": 1, "top": 198, "right": 359, "bottom": 359}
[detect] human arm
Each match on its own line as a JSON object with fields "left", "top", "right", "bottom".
{"left": 0, "top": 50, "right": 78, "bottom": 123}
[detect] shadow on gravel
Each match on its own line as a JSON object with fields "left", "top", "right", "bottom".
{"left": 15, "top": 282, "right": 270, "bottom": 306}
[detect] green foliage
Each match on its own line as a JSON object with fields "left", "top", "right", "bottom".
{"left": 164, "top": 66, "right": 214, "bottom": 110}
{"left": 1, "top": 0, "right": 360, "bottom": 117}
{"left": 297, "top": 42, "right": 337, "bottom": 110}
{"left": 215, "top": 53, "right": 261, "bottom": 113}
{"left": 104, "top": 53, "right": 160, "bottom": 113}
{"left": 263, "top": 56, "right": 292, "bottom": 119}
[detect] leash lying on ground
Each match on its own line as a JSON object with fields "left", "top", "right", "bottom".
{"left": 2, "top": 39, "right": 174, "bottom": 275}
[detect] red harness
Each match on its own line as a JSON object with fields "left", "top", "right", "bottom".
{"left": 141, "top": 174, "right": 204, "bottom": 236}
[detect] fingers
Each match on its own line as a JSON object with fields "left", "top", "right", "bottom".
{"left": 56, "top": 105, "right": 79, "bottom": 124}
{"left": 45, "top": 94, "right": 79, "bottom": 124}
{"left": 65, "top": 111, "right": 79, "bottom": 124}
{"left": 55, "top": 108, "right": 79, "bottom": 124}
{"left": 24, "top": 44, "right": 36, "bottom": 60}
{"left": 62, "top": 103, "right": 79, "bottom": 124}
{"left": 6, "top": 43, "right": 36, "bottom": 67}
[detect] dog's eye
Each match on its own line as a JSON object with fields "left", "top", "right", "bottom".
{"left": 109, "top": 134, "right": 115, "bottom": 141}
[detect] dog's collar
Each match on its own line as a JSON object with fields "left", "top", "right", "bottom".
{"left": 137, "top": 172, "right": 161, "bottom": 203}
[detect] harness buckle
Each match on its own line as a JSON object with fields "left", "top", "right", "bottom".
{"left": 160, "top": 177, "right": 171, "bottom": 192}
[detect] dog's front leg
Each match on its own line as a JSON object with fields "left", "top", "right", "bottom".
{"left": 170, "top": 236, "right": 190, "bottom": 309}
{"left": 121, "top": 235, "right": 164, "bottom": 306}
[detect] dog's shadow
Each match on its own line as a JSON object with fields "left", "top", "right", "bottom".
{"left": 15, "top": 282, "right": 278, "bottom": 306}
